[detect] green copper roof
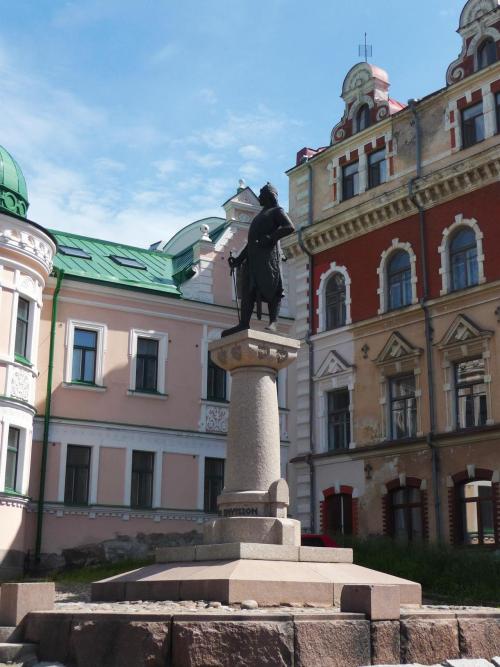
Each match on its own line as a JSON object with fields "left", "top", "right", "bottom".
{"left": 0, "top": 146, "right": 29, "bottom": 218}
{"left": 51, "top": 229, "right": 181, "bottom": 297}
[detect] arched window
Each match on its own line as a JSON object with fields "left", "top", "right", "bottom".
{"left": 390, "top": 486, "right": 424, "bottom": 542}
{"left": 325, "top": 273, "right": 346, "bottom": 330}
{"left": 450, "top": 228, "right": 478, "bottom": 291}
{"left": 458, "top": 480, "right": 494, "bottom": 545}
{"left": 357, "top": 104, "right": 371, "bottom": 132}
{"left": 477, "top": 38, "right": 497, "bottom": 70}
{"left": 387, "top": 251, "right": 412, "bottom": 310}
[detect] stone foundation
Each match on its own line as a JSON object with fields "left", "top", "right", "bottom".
{"left": 20, "top": 608, "right": 500, "bottom": 667}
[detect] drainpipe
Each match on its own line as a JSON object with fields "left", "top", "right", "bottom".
{"left": 408, "top": 99, "right": 442, "bottom": 541}
{"left": 297, "top": 160, "right": 316, "bottom": 532}
{"left": 34, "top": 267, "right": 64, "bottom": 567}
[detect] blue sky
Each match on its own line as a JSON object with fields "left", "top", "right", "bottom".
{"left": 1, "top": 0, "right": 465, "bottom": 247}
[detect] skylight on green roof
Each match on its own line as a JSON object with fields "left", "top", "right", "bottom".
{"left": 59, "top": 245, "right": 92, "bottom": 259}
{"left": 110, "top": 255, "right": 147, "bottom": 269}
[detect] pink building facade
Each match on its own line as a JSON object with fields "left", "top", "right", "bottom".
{"left": 0, "top": 167, "right": 294, "bottom": 576}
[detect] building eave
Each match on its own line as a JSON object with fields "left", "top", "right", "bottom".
{"left": 283, "top": 143, "right": 500, "bottom": 258}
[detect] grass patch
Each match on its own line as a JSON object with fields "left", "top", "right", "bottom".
{"left": 336, "top": 535, "right": 500, "bottom": 606}
{"left": 54, "top": 557, "right": 154, "bottom": 584}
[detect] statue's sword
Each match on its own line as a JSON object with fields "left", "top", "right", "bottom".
{"left": 229, "top": 250, "right": 240, "bottom": 321}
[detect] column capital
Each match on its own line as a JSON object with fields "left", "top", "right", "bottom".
{"left": 208, "top": 329, "right": 300, "bottom": 373}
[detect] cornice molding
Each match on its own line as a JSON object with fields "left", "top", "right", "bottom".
{"left": 26, "top": 501, "right": 211, "bottom": 523}
{"left": 284, "top": 144, "right": 500, "bottom": 258}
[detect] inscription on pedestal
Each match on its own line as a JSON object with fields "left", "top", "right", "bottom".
{"left": 220, "top": 507, "right": 259, "bottom": 517}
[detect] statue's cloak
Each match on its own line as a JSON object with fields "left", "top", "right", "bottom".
{"left": 243, "top": 206, "right": 290, "bottom": 304}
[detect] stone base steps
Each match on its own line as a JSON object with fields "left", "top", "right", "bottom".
{"left": 0, "top": 643, "right": 37, "bottom": 666}
{"left": 0, "top": 627, "right": 16, "bottom": 642}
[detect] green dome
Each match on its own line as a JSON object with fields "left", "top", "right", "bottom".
{"left": 0, "top": 146, "right": 29, "bottom": 218}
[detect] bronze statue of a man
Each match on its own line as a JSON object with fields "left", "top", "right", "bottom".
{"left": 222, "top": 183, "right": 294, "bottom": 338}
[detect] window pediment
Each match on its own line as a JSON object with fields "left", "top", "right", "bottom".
{"left": 376, "top": 332, "right": 422, "bottom": 366}
{"left": 314, "top": 350, "right": 353, "bottom": 380}
{"left": 437, "top": 313, "right": 492, "bottom": 350}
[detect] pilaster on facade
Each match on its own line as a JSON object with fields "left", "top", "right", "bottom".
{"left": 182, "top": 239, "right": 216, "bottom": 303}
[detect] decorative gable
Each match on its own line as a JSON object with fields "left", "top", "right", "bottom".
{"left": 222, "top": 182, "right": 261, "bottom": 223}
{"left": 330, "top": 63, "right": 405, "bottom": 145}
{"left": 376, "top": 332, "right": 422, "bottom": 365}
{"left": 314, "top": 350, "right": 353, "bottom": 380}
{"left": 446, "top": 0, "right": 499, "bottom": 85}
{"left": 437, "top": 313, "right": 493, "bottom": 349}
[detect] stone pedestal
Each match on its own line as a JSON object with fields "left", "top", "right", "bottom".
{"left": 92, "top": 329, "right": 422, "bottom": 607}
{"left": 205, "top": 330, "right": 301, "bottom": 545}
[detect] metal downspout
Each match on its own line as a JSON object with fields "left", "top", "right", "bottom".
{"left": 34, "top": 267, "right": 64, "bottom": 567}
{"left": 408, "top": 99, "right": 442, "bottom": 541}
{"left": 297, "top": 160, "right": 316, "bottom": 532}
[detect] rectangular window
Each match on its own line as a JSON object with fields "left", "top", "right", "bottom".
{"left": 131, "top": 450, "right": 154, "bottom": 508}
{"left": 462, "top": 101, "right": 485, "bottom": 148}
{"left": 326, "top": 493, "right": 353, "bottom": 536}
{"left": 5, "top": 427, "right": 20, "bottom": 491}
{"left": 496, "top": 92, "right": 500, "bottom": 134}
{"left": 207, "top": 356, "right": 226, "bottom": 401}
{"left": 391, "top": 487, "right": 423, "bottom": 543}
{"left": 459, "top": 481, "right": 494, "bottom": 545}
{"left": 390, "top": 375, "right": 416, "bottom": 439}
{"left": 72, "top": 329, "right": 97, "bottom": 384}
{"left": 327, "top": 389, "right": 350, "bottom": 450}
{"left": 64, "top": 445, "right": 91, "bottom": 505}
{"left": 455, "top": 358, "right": 487, "bottom": 429}
{"left": 204, "top": 457, "right": 225, "bottom": 513}
{"left": 135, "top": 338, "right": 159, "bottom": 392}
{"left": 15, "top": 297, "right": 30, "bottom": 360}
{"left": 368, "top": 148, "right": 387, "bottom": 188}
{"left": 342, "top": 161, "right": 359, "bottom": 200}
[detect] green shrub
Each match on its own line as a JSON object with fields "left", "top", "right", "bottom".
{"left": 337, "top": 535, "right": 500, "bottom": 605}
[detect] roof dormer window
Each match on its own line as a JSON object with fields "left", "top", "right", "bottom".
{"left": 477, "top": 38, "right": 496, "bottom": 70}
{"left": 357, "top": 104, "right": 371, "bottom": 132}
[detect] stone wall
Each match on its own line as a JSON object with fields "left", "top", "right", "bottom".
{"left": 22, "top": 608, "right": 500, "bottom": 667}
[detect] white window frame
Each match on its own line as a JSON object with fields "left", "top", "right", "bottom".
{"left": 9, "top": 271, "right": 42, "bottom": 366}
{"left": 128, "top": 328, "right": 168, "bottom": 395}
{"left": 316, "top": 262, "right": 352, "bottom": 333}
{"left": 438, "top": 214, "right": 485, "bottom": 296}
{"left": 65, "top": 320, "right": 107, "bottom": 387}
{"left": 377, "top": 238, "right": 418, "bottom": 314}
{"left": 0, "top": 421, "right": 31, "bottom": 495}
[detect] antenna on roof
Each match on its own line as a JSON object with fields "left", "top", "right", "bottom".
{"left": 358, "top": 32, "right": 372, "bottom": 63}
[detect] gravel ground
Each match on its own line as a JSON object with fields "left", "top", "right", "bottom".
{"left": 54, "top": 582, "right": 499, "bottom": 615}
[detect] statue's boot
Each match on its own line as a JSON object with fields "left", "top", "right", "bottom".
{"left": 265, "top": 297, "right": 281, "bottom": 333}
{"left": 221, "top": 323, "right": 249, "bottom": 338}
{"left": 221, "top": 297, "right": 253, "bottom": 338}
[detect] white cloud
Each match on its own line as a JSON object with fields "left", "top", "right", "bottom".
{"left": 149, "top": 43, "right": 180, "bottom": 65}
{"left": 185, "top": 151, "right": 223, "bottom": 168}
{"left": 239, "top": 162, "right": 261, "bottom": 179}
{"left": 52, "top": 1, "right": 118, "bottom": 27}
{"left": 94, "top": 157, "right": 126, "bottom": 173}
{"left": 193, "top": 105, "right": 292, "bottom": 150}
{"left": 239, "top": 144, "right": 265, "bottom": 160}
{"left": 197, "top": 88, "right": 218, "bottom": 105}
{"left": 0, "top": 34, "right": 297, "bottom": 248}
{"left": 154, "top": 159, "right": 178, "bottom": 177}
